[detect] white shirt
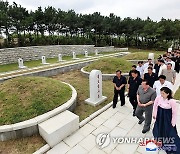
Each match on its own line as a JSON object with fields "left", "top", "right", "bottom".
{"left": 153, "top": 80, "right": 173, "bottom": 96}
{"left": 158, "top": 64, "right": 167, "bottom": 76}
{"left": 143, "top": 62, "right": 150, "bottom": 70}
{"left": 136, "top": 66, "right": 144, "bottom": 77}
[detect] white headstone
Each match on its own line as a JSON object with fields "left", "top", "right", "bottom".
{"left": 18, "top": 58, "right": 27, "bottom": 69}
{"left": 148, "top": 53, "right": 154, "bottom": 63}
{"left": 42, "top": 56, "right": 49, "bottom": 65}
{"left": 84, "top": 50, "right": 91, "bottom": 58}
{"left": 72, "top": 52, "right": 79, "bottom": 60}
{"left": 85, "top": 70, "right": 107, "bottom": 106}
{"left": 85, "top": 51, "right": 88, "bottom": 57}
{"left": 95, "top": 49, "right": 102, "bottom": 56}
{"left": 168, "top": 48, "right": 172, "bottom": 53}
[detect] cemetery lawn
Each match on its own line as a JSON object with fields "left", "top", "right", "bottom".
{"left": 174, "top": 88, "right": 180, "bottom": 100}
{"left": 0, "top": 51, "right": 120, "bottom": 73}
{"left": 0, "top": 76, "right": 72, "bottom": 125}
{"left": 52, "top": 70, "right": 115, "bottom": 121}
{"left": 84, "top": 57, "right": 132, "bottom": 74}
{"left": 123, "top": 50, "right": 164, "bottom": 60}
{"left": 0, "top": 135, "right": 46, "bottom": 154}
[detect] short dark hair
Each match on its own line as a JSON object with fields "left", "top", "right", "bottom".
{"left": 142, "top": 79, "right": 150, "bottom": 85}
{"left": 147, "top": 67, "right": 153, "bottom": 70}
{"left": 159, "top": 60, "right": 165, "bottom": 63}
{"left": 160, "top": 87, "right": 173, "bottom": 100}
{"left": 131, "top": 70, "right": 139, "bottom": 74}
{"left": 167, "top": 63, "right": 172, "bottom": 66}
{"left": 116, "top": 70, "right": 122, "bottom": 74}
{"left": 148, "top": 58, "right": 152, "bottom": 60}
{"left": 149, "top": 63, "right": 153, "bottom": 67}
{"left": 132, "top": 65, "right": 137, "bottom": 68}
{"left": 158, "top": 75, "right": 166, "bottom": 80}
{"left": 138, "top": 61, "right": 143, "bottom": 64}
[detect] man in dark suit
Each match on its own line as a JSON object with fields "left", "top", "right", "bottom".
{"left": 112, "top": 70, "right": 127, "bottom": 108}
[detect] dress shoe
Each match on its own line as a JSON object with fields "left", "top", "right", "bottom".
{"left": 142, "top": 127, "right": 150, "bottom": 134}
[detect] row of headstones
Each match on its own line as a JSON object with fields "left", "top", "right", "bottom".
{"left": 18, "top": 49, "right": 101, "bottom": 69}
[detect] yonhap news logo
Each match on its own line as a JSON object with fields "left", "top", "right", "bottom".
{"left": 95, "top": 133, "right": 177, "bottom": 152}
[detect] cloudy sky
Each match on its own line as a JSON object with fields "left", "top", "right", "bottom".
{"left": 6, "top": 0, "right": 180, "bottom": 21}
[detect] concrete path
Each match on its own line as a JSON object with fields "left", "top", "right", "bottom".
{"left": 46, "top": 73, "right": 180, "bottom": 154}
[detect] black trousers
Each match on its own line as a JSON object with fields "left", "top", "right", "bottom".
{"left": 129, "top": 95, "right": 138, "bottom": 110}
{"left": 113, "top": 89, "right": 125, "bottom": 107}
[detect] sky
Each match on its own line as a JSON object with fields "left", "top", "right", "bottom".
{"left": 5, "top": 0, "right": 180, "bottom": 21}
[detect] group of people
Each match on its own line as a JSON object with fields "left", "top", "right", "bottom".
{"left": 112, "top": 50, "right": 180, "bottom": 153}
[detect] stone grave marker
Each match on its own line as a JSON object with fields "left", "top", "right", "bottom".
{"left": 18, "top": 58, "right": 27, "bottom": 69}
{"left": 42, "top": 56, "right": 49, "bottom": 65}
{"left": 85, "top": 70, "right": 107, "bottom": 106}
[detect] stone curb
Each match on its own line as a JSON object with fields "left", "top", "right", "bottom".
{"left": 0, "top": 82, "right": 77, "bottom": 141}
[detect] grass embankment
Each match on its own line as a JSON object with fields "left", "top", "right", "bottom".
{"left": 84, "top": 57, "right": 132, "bottom": 74}
{"left": 0, "top": 135, "right": 46, "bottom": 154}
{"left": 123, "top": 50, "right": 164, "bottom": 60}
{"left": 52, "top": 70, "right": 115, "bottom": 121}
{"left": 0, "top": 76, "right": 72, "bottom": 125}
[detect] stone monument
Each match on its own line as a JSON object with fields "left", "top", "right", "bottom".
{"left": 72, "top": 52, "right": 80, "bottom": 60}
{"left": 85, "top": 70, "right": 107, "bottom": 106}
{"left": 148, "top": 53, "right": 154, "bottom": 63}
{"left": 85, "top": 51, "right": 91, "bottom": 58}
{"left": 18, "top": 58, "right": 27, "bottom": 69}
{"left": 58, "top": 54, "right": 65, "bottom": 62}
{"left": 42, "top": 56, "right": 49, "bottom": 65}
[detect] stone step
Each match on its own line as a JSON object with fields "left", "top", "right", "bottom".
{"left": 38, "top": 110, "right": 79, "bottom": 148}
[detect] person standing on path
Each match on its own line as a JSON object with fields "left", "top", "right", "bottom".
{"left": 135, "top": 79, "right": 156, "bottom": 134}
{"left": 112, "top": 70, "right": 127, "bottom": 108}
{"left": 127, "top": 70, "right": 142, "bottom": 116}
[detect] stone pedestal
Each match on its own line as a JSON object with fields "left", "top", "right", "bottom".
{"left": 168, "top": 48, "right": 172, "bottom": 52}
{"left": 72, "top": 52, "right": 80, "bottom": 60}
{"left": 18, "top": 58, "right": 27, "bottom": 69}
{"left": 148, "top": 53, "right": 154, "bottom": 63}
{"left": 42, "top": 56, "right": 49, "bottom": 65}
{"left": 58, "top": 54, "right": 65, "bottom": 62}
{"left": 38, "top": 110, "right": 79, "bottom": 147}
{"left": 95, "top": 49, "right": 102, "bottom": 56}
{"left": 85, "top": 70, "right": 107, "bottom": 106}
{"left": 85, "top": 51, "right": 91, "bottom": 58}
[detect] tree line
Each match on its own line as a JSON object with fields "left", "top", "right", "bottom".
{"left": 0, "top": 1, "right": 180, "bottom": 50}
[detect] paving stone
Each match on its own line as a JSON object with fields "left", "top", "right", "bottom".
{"left": 116, "top": 143, "right": 139, "bottom": 154}
{"left": 66, "top": 144, "right": 87, "bottom": 154}
{"left": 89, "top": 116, "right": 106, "bottom": 128}
{"left": 78, "top": 123, "right": 96, "bottom": 137}
{"left": 46, "top": 141, "right": 70, "bottom": 154}
{"left": 118, "top": 118, "right": 136, "bottom": 132}
{"left": 88, "top": 146, "right": 106, "bottom": 154}
{"left": 92, "top": 125, "right": 111, "bottom": 136}
{"left": 63, "top": 131, "right": 85, "bottom": 147}
{"left": 102, "top": 118, "right": 119, "bottom": 130}
{"left": 79, "top": 134, "right": 96, "bottom": 151}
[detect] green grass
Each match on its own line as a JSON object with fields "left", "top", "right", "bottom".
{"left": 123, "top": 50, "right": 164, "bottom": 60}
{"left": 0, "top": 52, "right": 117, "bottom": 73}
{"left": 0, "top": 135, "right": 46, "bottom": 154}
{"left": 0, "top": 76, "right": 72, "bottom": 125}
{"left": 174, "top": 88, "right": 180, "bottom": 100}
{"left": 84, "top": 57, "right": 132, "bottom": 74}
{"left": 52, "top": 70, "right": 115, "bottom": 121}
{"left": 0, "top": 55, "right": 82, "bottom": 73}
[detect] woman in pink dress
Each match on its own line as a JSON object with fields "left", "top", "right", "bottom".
{"left": 152, "top": 87, "right": 180, "bottom": 154}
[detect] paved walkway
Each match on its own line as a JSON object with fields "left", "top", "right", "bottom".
{"left": 46, "top": 74, "right": 180, "bottom": 154}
